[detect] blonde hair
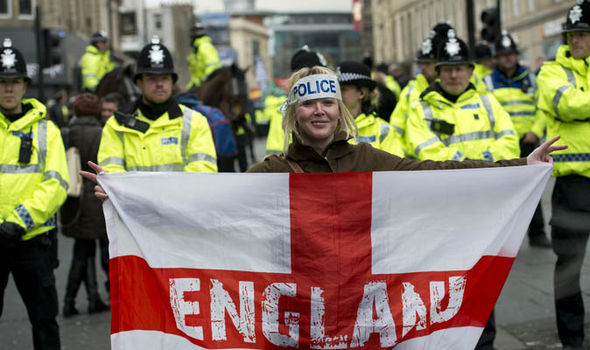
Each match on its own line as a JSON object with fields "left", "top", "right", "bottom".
{"left": 282, "top": 66, "right": 358, "bottom": 153}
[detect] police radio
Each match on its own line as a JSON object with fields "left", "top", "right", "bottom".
{"left": 114, "top": 111, "right": 149, "bottom": 133}
{"left": 429, "top": 119, "right": 455, "bottom": 135}
{"left": 18, "top": 134, "right": 33, "bottom": 164}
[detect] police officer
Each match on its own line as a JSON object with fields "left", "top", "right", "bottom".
{"left": 337, "top": 61, "right": 404, "bottom": 156}
{"left": 186, "top": 23, "right": 222, "bottom": 91}
{"left": 0, "top": 38, "right": 68, "bottom": 350}
{"left": 80, "top": 31, "right": 115, "bottom": 92}
{"left": 405, "top": 30, "right": 520, "bottom": 163}
{"left": 483, "top": 30, "right": 550, "bottom": 248}
{"left": 390, "top": 29, "right": 446, "bottom": 157}
{"left": 473, "top": 42, "right": 494, "bottom": 92}
{"left": 537, "top": 1, "right": 590, "bottom": 348}
{"left": 97, "top": 38, "right": 217, "bottom": 174}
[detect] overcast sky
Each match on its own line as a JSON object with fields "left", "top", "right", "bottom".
{"left": 146, "top": 0, "right": 351, "bottom": 13}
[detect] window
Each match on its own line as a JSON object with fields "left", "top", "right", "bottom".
{"left": 0, "top": 0, "right": 12, "bottom": 18}
{"left": 154, "top": 14, "right": 162, "bottom": 30}
{"left": 18, "top": 0, "right": 34, "bottom": 18}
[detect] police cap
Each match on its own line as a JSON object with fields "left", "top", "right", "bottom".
{"left": 0, "top": 38, "right": 31, "bottom": 83}
{"left": 134, "top": 37, "right": 178, "bottom": 83}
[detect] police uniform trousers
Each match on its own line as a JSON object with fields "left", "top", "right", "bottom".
{"left": 521, "top": 140, "right": 546, "bottom": 238}
{"left": 0, "top": 235, "right": 61, "bottom": 350}
{"left": 551, "top": 175, "right": 590, "bottom": 347}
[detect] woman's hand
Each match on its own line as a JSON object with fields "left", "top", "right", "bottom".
{"left": 527, "top": 135, "right": 568, "bottom": 165}
{"left": 80, "top": 161, "right": 108, "bottom": 201}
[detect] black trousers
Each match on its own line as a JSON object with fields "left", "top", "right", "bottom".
{"left": 520, "top": 140, "right": 546, "bottom": 238}
{"left": 552, "top": 227, "right": 588, "bottom": 347}
{"left": 0, "top": 237, "right": 61, "bottom": 350}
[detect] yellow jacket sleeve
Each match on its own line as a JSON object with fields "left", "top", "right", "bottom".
{"left": 97, "top": 119, "right": 127, "bottom": 173}
{"left": 81, "top": 52, "right": 100, "bottom": 91}
{"left": 537, "top": 62, "right": 590, "bottom": 122}
{"left": 184, "top": 110, "right": 218, "bottom": 172}
{"left": 485, "top": 95, "right": 521, "bottom": 161}
{"left": 266, "top": 108, "right": 285, "bottom": 155}
{"left": 6, "top": 121, "right": 68, "bottom": 238}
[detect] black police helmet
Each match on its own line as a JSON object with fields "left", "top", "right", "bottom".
{"left": 134, "top": 37, "right": 178, "bottom": 83}
{"left": 416, "top": 36, "right": 438, "bottom": 62}
{"left": 494, "top": 31, "right": 519, "bottom": 56}
{"left": 474, "top": 43, "right": 493, "bottom": 60}
{"left": 337, "top": 61, "right": 377, "bottom": 91}
{"left": 436, "top": 29, "right": 474, "bottom": 69}
{"left": 290, "top": 45, "right": 327, "bottom": 72}
{"left": 0, "top": 38, "right": 31, "bottom": 84}
{"left": 563, "top": 0, "right": 590, "bottom": 33}
{"left": 191, "top": 23, "right": 207, "bottom": 39}
{"left": 91, "top": 31, "right": 108, "bottom": 44}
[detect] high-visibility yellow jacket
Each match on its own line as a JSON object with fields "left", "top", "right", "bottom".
{"left": 390, "top": 73, "right": 431, "bottom": 157}
{"left": 385, "top": 75, "right": 402, "bottom": 100}
{"left": 352, "top": 112, "right": 404, "bottom": 156}
{"left": 537, "top": 45, "right": 590, "bottom": 178}
{"left": 98, "top": 101, "right": 218, "bottom": 173}
{"left": 0, "top": 98, "right": 68, "bottom": 240}
{"left": 80, "top": 45, "right": 114, "bottom": 92}
{"left": 483, "top": 65, "right": 546, "bottom": 139}
{"left": 471, "top": 63, "right": 491, "bottom": 92}
{"left": 406, "top": 84, "right": 520, "bottom": 161}
{"left": 186, "top": 36, "right": 223, "bottom": 90}
{"left": 265, "top": 95, "right": 286, "bottom": 155}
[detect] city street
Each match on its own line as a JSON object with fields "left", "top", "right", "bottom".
{"left": 1, "top": 137, "right": 589, "bottom": 349}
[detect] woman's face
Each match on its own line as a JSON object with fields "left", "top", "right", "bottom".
{"left": 340, "top": 84, "right": 363, "bottom": 114}
{"left": 296, "top": 97, "right": 340, "bottom": 147}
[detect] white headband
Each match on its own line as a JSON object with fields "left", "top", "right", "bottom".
{"left": 280, "top": 74, "right": 342, "bottom": 116}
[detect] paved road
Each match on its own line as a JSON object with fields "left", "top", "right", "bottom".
{"left": 1, "top": 137, "right": 589, "bottom": 349}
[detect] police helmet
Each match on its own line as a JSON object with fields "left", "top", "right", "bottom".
{"left": 0, "top": 38, "right": 31, "bottom": 83}
{"left": 337, "top": 61, "right": 377, "bottom": 91}
{"left": 474, "top": 43, "right": 492, "bottom": 60}
{"left": 415, "top": 36, "right": 438, "bottom": 62}
{"left": 134, "top": 37, "right": 178, "bottom": 83}
{"left": 436, "top": 29, "right": 474, "bottom": 68}
{"left": 191, "top": 23, "right": 207, "bottom": 39}
{"left": 290, "top": 45, "right": 327, "bottom": 72}
{"left": 91, "top": 31, "right": 108, "bottom": 44}
{"left": 563, "top": 0, "right": 590, "bottom": 33}
{"left": 494, "top": 30, "right": 519, "bottom": 56}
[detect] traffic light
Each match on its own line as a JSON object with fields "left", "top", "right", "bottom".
{"left": 480, "top": 8, "right": 500, "bottom": 43}
{"left": 41, "top": 29, "right": 64, "bottom": 67}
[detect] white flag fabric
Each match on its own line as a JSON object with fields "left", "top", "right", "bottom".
{"left": 99, "top": 164, "right": 552, "bottom": 349}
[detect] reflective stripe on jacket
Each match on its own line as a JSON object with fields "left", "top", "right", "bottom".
{"left": 406, "top": 86, "right": 520, "bottom": 162}
{"left": 0, "top": 98, "right": 69, "bottom": 240}
{"left": 483, "top": 66, "right": 545, "bottom": 139}
{"left": 390, "top": 74, "right": 430, "bottom": 157}
{"left": 80, "top": 45, "right": 114, "bottom": 92}
{"left": 537, "top": 45, "right": 590, "bottom": 178}
{"left": 352, "top": 112, "right": 404, "bottom": 157}
{"left": 98, "top": 104, "right": 218, "bottom": 173}
{"left": 186, "top": 36, "right": 222, "bottom": 90}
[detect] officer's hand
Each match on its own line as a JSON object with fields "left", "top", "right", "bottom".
{"left": 0, "top": 221, "right": 25, "bottom": 244}
{"left": 522, "top": 132, "right": 538, "bottom": 144}
{"left": 80, "top": 161, "right": 109, "bottom": 202}
{"left": 527, "top": 135, "right": 568, "bottom": 165}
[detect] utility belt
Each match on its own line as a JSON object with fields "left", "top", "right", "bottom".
{"left": 21, "top": 232, "right": 52, "bottom": 248}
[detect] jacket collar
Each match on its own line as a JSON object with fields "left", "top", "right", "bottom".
{"left": 121, "top": 96, "right": 183, "bottom": 120}
{"left": 287, "top": 131, "right": 355, "bottom": 161}
{"left": 0, "top": 98, "right": 46, "bottom": 130}
{"left": 556, "top": 45, "right": 589, "bottom": 76}
{"left": 421, "top": 82, "right": 477, "bottom": 105}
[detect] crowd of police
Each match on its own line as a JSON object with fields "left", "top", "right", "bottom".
{"left": 1, "top": 0, "right": 590, "bottom": 349}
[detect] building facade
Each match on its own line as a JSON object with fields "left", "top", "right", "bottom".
{"left": 369, "top": 0, "right": 574, "bottom": 72}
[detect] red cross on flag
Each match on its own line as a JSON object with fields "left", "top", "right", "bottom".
{"left": 99, "top": 164, "right": 551, "bottom": 349}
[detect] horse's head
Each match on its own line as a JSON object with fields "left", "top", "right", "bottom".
{"left": 95, "top": 64, "right": 141, "bottom": 104}
{"left": 199, "top": 64, "right": 250, "bottom": 122}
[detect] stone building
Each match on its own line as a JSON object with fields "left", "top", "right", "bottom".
{"left": 368, "top": 0, "right": 574, "bottom": 73}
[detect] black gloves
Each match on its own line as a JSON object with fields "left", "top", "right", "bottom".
{"left": 0, "top": 222, "right": 26, "bottom": 245}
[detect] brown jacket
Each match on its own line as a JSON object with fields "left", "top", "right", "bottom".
{"left": 248, "top": 134, "right": 526, "bottom": 173}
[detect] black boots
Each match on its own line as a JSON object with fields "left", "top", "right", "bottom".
{"left": 63, "top": 259, "right": 84, "bottom": 317}
{"left": 85, "top": 257, "right": 109, "bottom": 314}
{"left": 63, "top": 257, "right": 109, "bottom": 317}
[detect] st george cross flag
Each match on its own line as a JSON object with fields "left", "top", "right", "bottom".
{"left": 99, "top": 164, "right": 552, "bottom": 350}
